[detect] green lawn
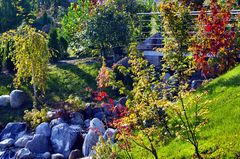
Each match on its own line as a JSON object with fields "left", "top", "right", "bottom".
{"left": 0, "top": 60, "right": 100, "bottom": 125}
{"left": 126, "top": 65, "right": 240, "bottom": 159}
{"left": 46, "top": 62, "right": 100, "bottom": 102}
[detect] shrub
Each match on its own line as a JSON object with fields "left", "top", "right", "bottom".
{"left": 23, "top": 108, "right": 50, "bottom": 129}
{"left": 48, "top": 28, "right": 69, "bottom": 62}
{"left": 64, "top": 94, "right": 85, "bottom": 111}
{"left": 92, "top": 136, "right": 118, "bottom": 159}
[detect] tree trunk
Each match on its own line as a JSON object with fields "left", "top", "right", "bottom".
{"left": 152, "top": 149, "right": 158, "bottom": 159}
{"left": 32, "top": 63, "right": 38, "bottom": 108}
{"left": 194, "top": 145, "right": 202, "bottom": 159}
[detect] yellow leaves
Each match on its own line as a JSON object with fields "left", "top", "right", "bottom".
{"left": 9, "top": 25, "right": 50, "bottom": 92}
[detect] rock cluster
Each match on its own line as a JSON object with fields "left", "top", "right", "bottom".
{"left": 0, "top": 97, "right": 126, "bottom": 159}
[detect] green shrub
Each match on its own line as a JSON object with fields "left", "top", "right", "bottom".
{"left": 92, "top": 136, "right": 118, "bottom": 159}
{"left": 23, "top": 108, "right": 50, "bottom": 129}
{"left": 65, "top": 94, "right": 85, "bottom": 111}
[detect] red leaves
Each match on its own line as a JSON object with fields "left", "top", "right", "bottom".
{"left": 206, "top": 24, "right": 212, "bottom": 32}
{"left": 192, "top": 0, "right": 237, "bottom": 76}
{"left": 94, "top": 91, "right": 108, "bottom": 101}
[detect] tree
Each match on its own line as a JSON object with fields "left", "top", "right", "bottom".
{"left": 85, "top": 4, "right": 130, "bottom": 59}
{"left": 0, "top": 0, "right": 32, "bottom": 33}
{"left": 190, "top": 0, "right": 237, "bottom": 77}
{"left": 48, "top": 27, "right": 60, "bottom": 62}
{"left": 61, "top": 0, "right": 95, "bottom": 51}
{"left": 108, "top": 44, "right": 171, "bottom": 159}
{"left": 158, "top": 1, "right": 194, "bottom": 93}
{"left": 12, "top": 25, "right": 50, "bottom": 107}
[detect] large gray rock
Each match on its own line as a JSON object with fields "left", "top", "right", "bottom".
{"left": 70, "top": 112, "right": 84, "bottom": 125}
{"left": 0, "top": 95, "right": 10, "bottom": 107}
{"left": 51, "top": 153, "right": 64, "bottom": 159}
{"left": 35, "top": 152, "right": 51, "bottom": 159}
{"left": 0, "top": 150, "right": 15, "bottom": 159}
{"left": 0, "top": 138, "right": 15, "bottom": 149}
{"left": 103, "top": 128, "right": 117, "bottom": 143}
{"left": 84, "top": 119, "right": 90, "bottom": 129}
{"left": 89, "top": 118, "right": 105, "bottom": 135}
{"left": 82, "top": 130, "right": 99, "bottom": 157}
{"left": 93, "top": 112, "right": 105, "bottom": 121}
{"left": 50, "top": 118, "right": 65, "bottom": 128}
{"left": 68, "top": 149, "right": 82, "bottom": 159}
{"left": 36, "top": 122, "right": 51, "bottom": 137}
{"left": 25, "top": 134, "right": 49, "bottom": 154}
{"left": 10, "top": 90, "right": 28, "bottom": 108}
{"left": 15, "top": 135, "right": 33, "bottom": 148}
{"left": 50, "top": 123, "right": 79, "bottom": 158}
{"left": 0, "top": 122, "right": 27, "bottom": 140}
{"left": 15, "top": 148, "right": 33, "bottom": 159}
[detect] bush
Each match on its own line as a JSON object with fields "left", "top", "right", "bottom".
{"left": 64, "top": 94, "right": 85, "bottom": 111}
{"left": 23, "top": 108, "right": 50, "bottom": 129}
{"left": 48, "top": 27, "right": 69, "bottom": 62}
{"left": 92, "top": 136, "right": 118, "bottom": 159}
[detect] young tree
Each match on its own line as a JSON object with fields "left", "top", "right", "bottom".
{"left": 12, "top": 25, "right": 50, "bottom": 107}
{"left": 108, "top": 44, "right": 171, "bottom": 159}
{"left": 190, "top": 0, "right": 237, "bottom": 77}
{"left": 159, "top": 1, "right": 194, "bottom": 88}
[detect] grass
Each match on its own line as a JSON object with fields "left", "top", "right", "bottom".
{"left": 0, "top": 60, "right": 100, "bottom": 125}
{"left": 124, "top": 65, "right": 240, "bottom": 159}
{"left": 46, "top": 62, "right": 100, "bottom": 102}
{"left": 0, "top": 73, "right": 13, "bottom": 96}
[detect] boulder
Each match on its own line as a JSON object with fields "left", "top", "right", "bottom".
{"left": 35, "top": 152, "right": 51, "bottom": 159}
{"left": 0, "top": 122, "right": 27, "bottom": 140}
{"left": 50, "top": 123, "right": 79, "bottom": 158}
{"left": 82, "top": 130, "right": 99, "bottom": 157}
{"left": 93, "top": 112, "right": 105, "bottom": 121}
{"left": 15, "top": 135, "right": 33, "bottom": 148}
{"left": 10, "top": 90, "right": 28, "bottom": 108}
{"left": 51, "top": 153, "right": 64, "bottom": 159}
{"left": 50, "top": 118, "right": 65, "bottom": 128}
{"left": 84, "top": 120, "right": 90, "bottom": 129}
{"left": 36, "top": 122, "right": 51, "bottom": 137}
{"left": 15, "top": 148, "right": 33, "bottom": 159}
{"left": 102, "top": 103, "right": 113, "bottom": 116}
{"left": 0, "top": 95, "right": 10, "bottom": 107}
{"left": 92, "top": 108, "right": 102, "bottom": 115}
{"left": 103, "top": 128, "right": 117, "bottom": 143}
{"left": 68, "top": 149, "right": 82, "bottom": 159}
{"left": 42, "top": 152, "right": 51, "bottom": 159}
{"left": 70, "top": 112, "right": 84, "bottom": 125}
{"left": 89, "top": 118, "right": 105, "bottom": 135}
{"left": 0, "top": 150, "right": 15, "bottom": 159}
{"left": 83, "top": 104, "right": 93, "bottom": 119}
{"left": 25, "top": 134, "right": 49, "bottom": 154}
{"left": 0, "top": 138, "right": 15, "bottom": 149}
{"left": 71, "top": 131, "right": 84, "bottom": 151}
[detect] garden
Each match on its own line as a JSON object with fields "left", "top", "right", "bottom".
{"left": 0, "top": 0, "right": 240, "bottom": 159}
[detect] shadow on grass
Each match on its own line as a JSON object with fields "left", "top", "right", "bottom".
{"left": 201, "top": 74, "right": 240, "bottom": 95}
{"left": 55, "top": 63, "right": 97, "bottom": 88}
{"left": 46, "top": 62, "right": 98, "bottom": 102}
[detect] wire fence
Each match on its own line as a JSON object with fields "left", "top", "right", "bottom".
{"left": 136, "top": 10, "right": 240, "bottom": 51}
